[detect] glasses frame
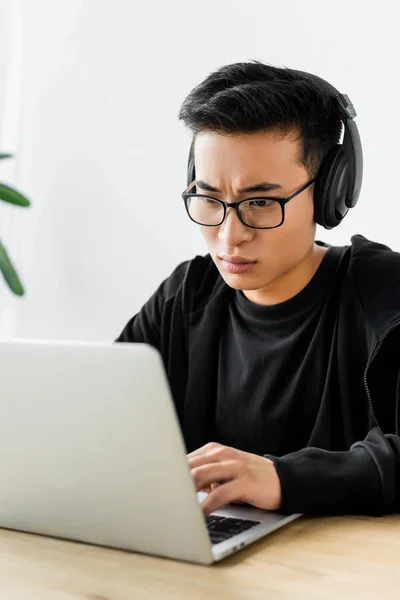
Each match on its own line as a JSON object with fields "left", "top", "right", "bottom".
{"left": 182, "top": 178, "right": 316, "bottom": 229}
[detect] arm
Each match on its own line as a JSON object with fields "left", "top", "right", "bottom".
{"left": 267, "top": 427, "right": 398, "bottom": 515}
{"left": 188, "top": 429, "right": 400, "bottom": 516}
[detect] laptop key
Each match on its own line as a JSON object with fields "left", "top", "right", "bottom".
{"left": 210, "top": 533, "right": 228, "bottom": 544}
{"left": 206, "top": 515, "right": 261, "bottom": 545}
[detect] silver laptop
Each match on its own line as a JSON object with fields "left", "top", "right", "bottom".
{"left": 0, "top": 339, "right": 300, "bottom": 564}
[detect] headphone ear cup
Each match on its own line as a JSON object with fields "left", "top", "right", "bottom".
{"left": 314, "top": 145, "right": 349, "bottom": 229}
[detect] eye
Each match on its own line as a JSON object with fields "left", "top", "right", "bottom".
{"left": 248, "top": 199, "right": 274, "bottom": 208}
{"left": 202, "top": 198, "right": 221, "bottom": 207}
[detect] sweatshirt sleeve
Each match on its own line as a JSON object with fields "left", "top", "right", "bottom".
{"left": 265, "top": 427, "right": 399, "bottom": 515}
{"left": 114, "top": 260, "right": 190, "bottom": 350}
{"left": 114, "top": 287, "right": 163, "bottom": 348}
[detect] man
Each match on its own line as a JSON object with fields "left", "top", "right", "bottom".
{"left": 116, "top": 61, "right": 400, "bottom": 517}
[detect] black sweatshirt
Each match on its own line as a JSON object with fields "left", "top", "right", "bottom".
{"left": 116, "top": 235, "right": 400, "bottom": 516}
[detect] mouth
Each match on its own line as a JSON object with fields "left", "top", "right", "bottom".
{"left": 218, "top": 256, "right": 257, "bottom": 275}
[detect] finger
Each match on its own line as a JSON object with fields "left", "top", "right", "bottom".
{"left": 188, "top": 448, "right": 231, "bottom": 469}
{"left": 200, "top": 479, "right": 244, "bottom": 516}
{"left": 192, "top": 461, "right": 238, "bottom": 492}
{"left": 187, "top": 442, "right": 222, "bottom": 460}
{"left": 198, "top": 483, "right": 220, "bottom": 494}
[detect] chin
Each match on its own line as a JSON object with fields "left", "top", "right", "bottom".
{"left": 218, "top": 271, "right": 264, "bottom": 291}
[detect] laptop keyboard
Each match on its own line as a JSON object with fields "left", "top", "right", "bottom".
{"left": 206, "top": 515, "right": 261, "bottom": 545}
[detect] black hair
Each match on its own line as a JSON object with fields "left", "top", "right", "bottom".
{"left": 178, "top": 61, "right": 342, "bottom": 177}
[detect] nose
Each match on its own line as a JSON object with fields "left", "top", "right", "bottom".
{"left": 217, "top": 207, "right": 253, "bottom": 246}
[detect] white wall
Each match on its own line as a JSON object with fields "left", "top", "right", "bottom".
{"left": 0, "top": 0, "right": 22, "bottom": 336}
{"left": 1, "top": 0, "right": 399, "bottom": 340}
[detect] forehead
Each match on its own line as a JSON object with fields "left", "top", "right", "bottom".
{"left": 193, "top": 130, "right": 305, "bottom": 182}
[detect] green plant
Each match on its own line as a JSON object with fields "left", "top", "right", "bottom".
{"left": 0, "top": 153, "right": 31, "bottom": 296}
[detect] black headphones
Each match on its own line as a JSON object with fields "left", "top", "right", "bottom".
{"left": 186, "top": 71, "right": 363, "bottom": 230}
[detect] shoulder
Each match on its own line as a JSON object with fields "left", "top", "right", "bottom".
{"left": 349, "top": 234, "right": 400, "bottom": 331}
{"left": 350, "top": 234, "right": 400, "bottom": 263}
{"left": 349, "top": 234, "right": 400, "bottom": 281}
{"left": 162, "top": 253, "right": 227, "bottom": 311}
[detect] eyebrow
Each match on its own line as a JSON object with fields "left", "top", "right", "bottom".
{"left": 195, "top": 180, "right": 282, "bottom": 194}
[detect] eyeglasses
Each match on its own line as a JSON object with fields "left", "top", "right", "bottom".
{"left": 182, "top": 178, "right": 316, "bottom": 229}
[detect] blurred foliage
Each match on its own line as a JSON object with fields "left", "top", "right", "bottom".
{"left": 0, "top": 153, "right": 31, "bottom": 295}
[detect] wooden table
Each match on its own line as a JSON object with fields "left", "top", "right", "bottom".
{"left": 0, "top": 515, "right": 399, "bottom": 599}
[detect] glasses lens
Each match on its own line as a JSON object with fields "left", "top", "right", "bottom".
{"left": 239, "top": 199, "right": 283, "bottom": 228}
{"left": 186, "top": 196, "right": 224, "bottom": 225}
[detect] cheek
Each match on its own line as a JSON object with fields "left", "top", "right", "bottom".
{"left": 278, "top": 199, "right": 316, "bottom": 254}
{"left": 255, "top": 197, "right": 315, "bottom": 265}
{"left": 285, "top": 195, "right": 315, "bottom": 228}
{"left": 199, "top": 226, "right": 218, "bottom": 252}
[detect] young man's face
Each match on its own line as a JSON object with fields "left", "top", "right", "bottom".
{"left": 193, "top": 130, "right": 319, "bottom": 303}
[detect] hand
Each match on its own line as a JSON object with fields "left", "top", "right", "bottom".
{"left": 187, "top": 442, "right": 282, "bottom": 516}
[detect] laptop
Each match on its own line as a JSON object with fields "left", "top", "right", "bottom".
{"left": 0, "top": 339, "right": 300, "bottom": 564}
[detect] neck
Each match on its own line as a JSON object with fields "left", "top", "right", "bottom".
{"left": 243, "top": 243, "right": 328, "bottom": 306}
